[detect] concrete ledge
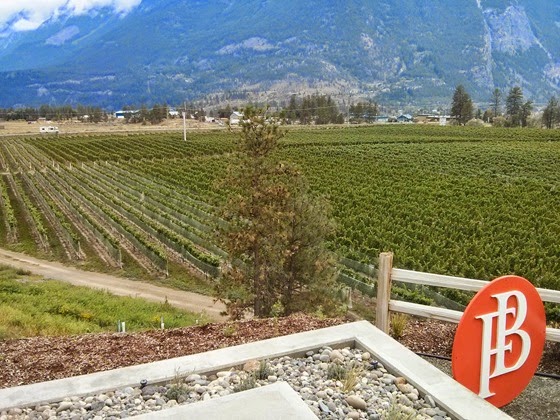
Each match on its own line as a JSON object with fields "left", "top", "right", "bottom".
{"left": 133, "top": 382, "right": 317, "bottom": 420}
{"left": 0, "top": 321, "right": 511, "bottom": 419}
{"left": 0, "top": 323, "right": 355, "bottom": 410}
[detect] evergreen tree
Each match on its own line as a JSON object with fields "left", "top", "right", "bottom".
{"left": 286, "top": 95, "right": 298, "bottom": 122}
{"left": 217, "top": 108, "right": 339, "bottom": 319}
{"left": 286, "top": 94, "right": 343, "bottom": 125}
{"left": 520, "top": 100, "right": 533, "bottom": 128}
{"left": 542, "top": 96, "right": 560, "bottom": 129}
{"left": 491, "top": 88, "right": 502, "bottom": 117}
{"left": 451, "top": 85, "right": 474, "bottom": 125}
{"left": 349, "top": 102, "right": 379, "bottom": 123}
{"left": 506, "top": 86, "right": 524, "bottom": 127}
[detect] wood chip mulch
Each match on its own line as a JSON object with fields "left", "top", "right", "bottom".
{"left": 1, "top": 315, "right": 559, "bottom": 390}
{"left": 0, "top": 314, "right": 345, "bottom": 389}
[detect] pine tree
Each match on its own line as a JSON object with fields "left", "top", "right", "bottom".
{"left": 542, "top": 96, "right": 560, "bottom": 129}
{"left": 217, "top": 108, "right": 339, "bottom": 319}
{"left": 506, "top": 86, "right": 524, "bottom": 127}
{"left": 520, "top": 100, "right": 533, "bottom": 127}
{"left": 491, "top": 88, "right": 502, "bottom": 117}
{"left": 451, "top": 85, "right": 474, "bottom": 125}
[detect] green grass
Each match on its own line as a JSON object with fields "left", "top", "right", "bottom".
{"left": 0, "top": 265, "right": 207, "bottom": 339}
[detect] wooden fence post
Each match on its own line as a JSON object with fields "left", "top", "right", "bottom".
{"left": 376, "top": 252, "right": 393, "bottom": 333}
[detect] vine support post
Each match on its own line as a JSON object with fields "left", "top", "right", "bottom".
{"left": 376, "top": 251, "right": 393, "bottom": 334}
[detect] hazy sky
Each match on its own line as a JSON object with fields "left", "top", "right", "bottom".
{"left": 0, "top": 0, "right": 142, "bottom": 33}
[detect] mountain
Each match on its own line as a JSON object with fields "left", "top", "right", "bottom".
{"left": 0, "top": 0, "right": 558, "bottom": 109}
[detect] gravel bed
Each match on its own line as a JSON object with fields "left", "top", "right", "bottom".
{"left": 2, "top": 347, "right": 451, "bottom": 420}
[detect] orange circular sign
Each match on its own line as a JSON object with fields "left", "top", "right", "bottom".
{"left": 451, "top": 275, "right": 546, "bottom": 407}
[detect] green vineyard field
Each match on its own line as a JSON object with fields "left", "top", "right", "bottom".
{"left": 1, "top": 125, "right": 560, "bottom": 314}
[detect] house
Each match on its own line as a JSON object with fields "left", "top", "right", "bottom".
{"left": 114, "top": 110, "right": 138, "bottom": 119}
{"left": 229, "top": 111, "right": 243, "bottom": 125}
{"left": 415, "top": 114, "right": 441, "bottom": 124}
{"left": 204, "top": 116, "right": 216, "bottom": 123}
{"left": 168, "top": 108, "right": 180, "bottom": 118}
{"left": 414, "top": 114, "right": 455, "bottom": 126}
{"left": 373, "top": 115, "right": 389, "bottom": 123}
{"left": 396, "top": 114, "right": 414, "bottom": 123}
{"left": 439, "top": 116, "right": 450, "bottom": 126}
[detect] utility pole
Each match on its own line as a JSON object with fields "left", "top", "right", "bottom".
{"left": 183, "top": 101, "right": 187, "bottom": 141}
{"left": 182, "top": 111, "right": 186, "bottom": 141}
{"left": 347, "top": 94, "right": 352, "bottom": 127}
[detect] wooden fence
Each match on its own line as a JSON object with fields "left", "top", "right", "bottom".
{"left": 375, "top": 252, "right": 560, "bottom": 342}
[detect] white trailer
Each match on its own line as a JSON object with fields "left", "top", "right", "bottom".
{"left": 40, "top": 126, "right": 59, "bottom": 134}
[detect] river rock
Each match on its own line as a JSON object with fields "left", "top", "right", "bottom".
{"left": 330, "top": 350, "right": 344, "bottom": 362}
{"left": 185, "top": 374, "right": 201, "bottom": 382}
{"left": 56, "top": 401, "right": 72, "bottom": 413}
{"left": 348, "top": 411, "right": 360, "bottom": 419}
{"left": 90, "top": 401, "right": 105, "bottom": 412}
{"left": 243, "top": 359, "right": 260, "bottom": 372}
{"left": 346, "top": 395, "right": 367, "bottom": 410}
{"left": 425, "top": 394, "right": 436, "bottom": 408}
{"left": 397, "top": 383, "right": 414, "bottom": 394}
{"left": 141, "top": 386, "right": 157, "bottom": 397}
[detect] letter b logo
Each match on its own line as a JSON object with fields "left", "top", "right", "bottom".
{"left": 452, "top": 275, "right": 546, "bottom": 407}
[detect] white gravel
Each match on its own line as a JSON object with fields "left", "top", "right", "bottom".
{"left": 2, "top": 347, "right": 451, "bottom": 420}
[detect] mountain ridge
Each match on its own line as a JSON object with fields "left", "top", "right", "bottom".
{"left": 0, "top": 0, "right": 558, "bottom": 109}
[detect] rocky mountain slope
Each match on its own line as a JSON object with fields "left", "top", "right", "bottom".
{"left": 0, "top": 0, "right": 558, "bottom": 108}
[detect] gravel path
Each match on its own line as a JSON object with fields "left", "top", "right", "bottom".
{"left": 0, "top": 248, "right": 226, "bottom": 321}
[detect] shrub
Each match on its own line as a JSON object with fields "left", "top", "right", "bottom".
{"left": 233, "top": 375, "right": 257, "bottom": 392}
{"left": 165, "top": 384, "right": 190, "bottom": 401}
{"left": 254, "top": 360, "right": 272, "bottom": 380}
{"left": 465, "top": 118, "right": 485, "bottom": 127}
{"left": 492, "top": 116, "right": 507, "bottom": 127}
{"left": 327, "top": 363, "right": 348, "bottom": 380}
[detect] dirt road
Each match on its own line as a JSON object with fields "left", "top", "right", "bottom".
{"left": 0, "top": 120, "right": 223, "bottom": 137}
{"left": 0, "top": 248, "right": 227, "bottom": 322}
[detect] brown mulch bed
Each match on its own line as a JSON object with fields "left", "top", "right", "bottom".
{"left": 1, "top": 315, "right": 558, "bottom": 389}
{"left": 0, "top": 314, "right": 345, "bottom": 388}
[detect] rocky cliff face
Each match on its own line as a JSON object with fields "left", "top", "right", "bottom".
{"left": 0, "top": 0, "right": 557, "bottom": 108}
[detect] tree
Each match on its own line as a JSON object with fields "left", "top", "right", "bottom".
{"left": 520, "top": 100, "right": 533, "bottom": 128}
{"left": 349, "top": 101, "right": 379, "bottom": 123}
{"left": 217, "top": 104, "right": 232, "bottom": 119}
{"left": 451, "top": 85, "right": 474, "bottom": 125}
{"left": 286, "top": 94, "right": 344, "bottom": 125}
{"left": 217, "top": 108, "right": 339, "bottom": 319}
{"left": 491, "top": 88, "right": 502, "bottom": 117}
{"left": 286, "top": 94, "right": 298, "bottom": 123}
{"left": 505, "top": 86, "right": 524, "bottom": 127}
{"left": 542, "top": 96, "right": 560, "bottom": 129}
{"left": 482, "top": 109, "right": 494, "bottom": 123}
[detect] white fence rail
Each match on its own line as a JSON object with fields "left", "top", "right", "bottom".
{"left": 375, "top": 252, "right": 560, "bottom": 342}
